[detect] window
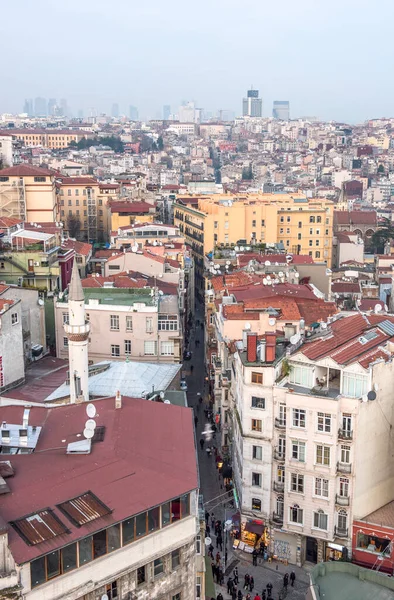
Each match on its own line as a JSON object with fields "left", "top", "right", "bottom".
{"left": 287, "top": 216, "right": 291, "bottom": 223}
{"left": 339, "top": 477, "right": 349, "bottom": 497}
{"left": 126, "top": 316, "right": 133, "bottom": 332}
{"left": 337, "top": 510, "right": 347, "bottom": 532}
{"left": 158, "top": 315, "right": 178, "bottom": 330}
{"left": 317, "top": 216, "right": 321, "bottom": 223}
{"left": 196, "top": 575, "right": 202, "bottom": 598}
{"left": 317, "top": 412, "right": 331, "bottom": 433}
{"left": 316, "top": 444, "right": 330, "bottom": 466}
{"left": 68, "top": 189, "right": 72, "bottom": 196}
{"left": 154, "top": 557, "right": 164, "bottom": 577}
{"left": 298, "top": 221, "right": 302, "bottom": 228}
{"left": 313, "top": 510, "right": 328, "bottom": 530}
{"left": 289, "top": 504, "right": 303, "bottom": 524}
{"left": 11, "top": 313, "right": 18, "bottom": 325}
{"left": 290, "top": 473, "right": 304, "bottom": 493}
{"left": 342, "top": 413, "right": 352, "bottom": 433}
{"left": 309, "top": 216, "right": 315, "bottom": 223}
{"left": 342, "top": 372, "right": 368, "bottom": 398}
{"left": 316, "top": 240, "right": 319, "bottom": 246}
{"left": 291, "top": 440, "right": 305, "bottom": 462}
{"left": 161, "top": 341, "right": 174, "bottom": 355}
{"left": 276, "top": 495, "right": 284, "bottom": 517}
{"left": 137, "top": 565, "right": 146, "bottom": 585}
{"left": 341, "top": 445, "right": 351, "bottom": 463}
{"left": 292, "top": 408, "right": 306, "bottom": 428}
{"left": 280, "top": 228, "right": 284, "bottom": 234}
{"left": 309, "top": 239, "right": 313, "bottom": 246}
{"left": 110, "top": 314, "right": 119, "bottom": 331}
{"left": 316, "top": 229, "right": 320, "bottom": 235}
{"left": 34, "top": 176, "right": 46, "bottom": 182}
{"left": 356, "top": 532, "right": 391, "bottom": 555}
{"left": 107, "top": 524, "right": 120, "bottom": 552}
{"left": 224, "top": 221, "right": 229, "bottom": 229}
{"left": 144, "top": 341, "right": 157, "bottom": 355}
{"left": 252, "top": 445, "right": 262, "bottom": 460}
{"left": 286, "top": 228, "right": 290, "bottom": 234}
{"left": 62, "top": 312, "right": 69, "bottom": 324}
{"left": 61, "top": 543, "right": 77, "bottom": 573}
{"left": 79, "top": 537, "right": 93, "bottom": 565}
{"left": 93, "top": 530, "right": 107, "bottom": 559}
{"left": 124, "top": 340, "right": 131, "bottom": 355}
{"left": 214, "top": 221, "right": 218, "bottom": 229}
{"left": 252, "top": 472, "right": 262, "bottom": 487}
{"left": 111, "top": 345, "right": 120, "bottom": 357}
{"left": 298, "top": 233, "right": 301, "bottom": 240}
{"left": 0, "top": 176, "right": 9, "bottom": 182}
{"left": 315, "top": 477, "right": 329, "bottom": 498}
{"left": 172, "top": 548, "right": 181, "bottom": 569}
{"left": 277, "top": 466, "right": 285, "bottom": 483}
{"left": 252, "top": 220, "right": 256, "bottom": 227}
{"left": 290, "top": 364, "right": 313, "bottom": 388}
{"left": 122, "top": 517, "right": 134, "bottom": 545}
{"left": 63, "top": 337, "right": 69, "bottom": 348}
{"left": 309, "top": 228, "right": 313, "bottom": 235}
{"left": 252, "top": 498, "right": 262, "bottom": 511}
{"left": 251, "top": 419, "right": 262, "bottom": 432}
{"left": 136, "top": 512, "right": 147, "bottom": 537}
{"left": 261, "top": 219, "right": 265, "bottom": 226}
{"left": 105, "top": 581, "right": 118, "bottom": 600}
{"left": 146, "top": 317, "right": 153, "bottom": 333}
{"left": 251, "top": 396, "right": 265, "bottom": 409}
{"left": 251, "top": 372, "right": 263, "bottom": 384}
{"left": 280, "top": 216, "right": 284, "bottom": 223}
{"left": 315, "top": 251, "right": 321, "bottom": 258}
{"left": 196, "top": 534, "right": 201, "bottom": 554}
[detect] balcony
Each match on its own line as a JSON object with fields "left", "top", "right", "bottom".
{"left": 272, "top": 512, "right": 284, "bottom": 525}
{"left": 335, "top": 494, "right": 350, "bottom": 507}
{"left": 337, "top": 462, "right": 352, "bottom": 474}
{"left": 334, "top": 526, "right": 348, "bottom": 539}
{"left": 273, "top": 481, "right": 284, "bottom": 493}
{"left": 274, "top": 418, "right": 286, "bottom": 430}
{"left": 213, "top": 356, "right": 222, "bottom": 371}
{"left": 338, "top": 428, "right": 353, "bottom": 441}
{"left": 273, "top": 449, "right": 286, "bottom": 462}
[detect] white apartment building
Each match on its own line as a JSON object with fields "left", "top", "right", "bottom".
{"left": 230, "top": 313, "right": 394, "bottom": 566}
{"left": 0, "top": 295, "right": 25, "bottom": 392}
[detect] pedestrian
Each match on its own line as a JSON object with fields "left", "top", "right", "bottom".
{"left": 217, "top": 594, "right": 224, "bottom": 600}
{"left": 249, "top": 576, "right": 254, "bottom": 592}
{"left": 211, "top": 562, "right": 216, "bottom": 576}
{"left": 194, "top": 416, "right": 198, "bottom": 427}
{"left": 191, "top": 364, "right": 194, "bottom": 373}
{"left": 290, "top": 571, "right": 296, "bottom": 587}
{"left": 217, "top": 567, "right": 222, "bottom": 584}
{"left": 206, "top": 446, "right": 212, "bottom": 457}
{"left": 261, "top": 591, "right": 266, "bottom": 600}
{"left": 205, "top": 510, "right": 209, "bottom": 524}
{"left": 266, "top": 582, "right": 273, "bottom": 598}
{"left": 238, "top": 590, "right": 243, "bottom": 600}
{"left": 216, "top": 551, "right": 221, "bottom": 565}
{"left": 252, "top": 548, "right": 258, "bottom": 566}
{"left": 246, "top": 595, "right": 252, "bottom": 600}
{"left": 206, "top": 524, "right": 211, "bottom": 536}
{"left": 217, "top": 535, "right": 223, "bottom": 551}
{"left": 283, "top": 573, "right": 289, "bottom": 589}
{"left": 200, "top": 438, "right": 204, "bottom": 450}
{"left": 244, "top": 574, "right": 250, "bottom": 589}
{"left": 231, "top": 590, "right": 237, "bottom": 600}
{"left": 233, "top": 566, "right": 239, "bottom": 585}
{"left": 208, "top": 543, "right": 214, "bottom": 558}
{"left": 227, "top": 577, "right": 234, "bottom": 595}
{"left": 253, "top": 595, "right": 261, "bottom": 600}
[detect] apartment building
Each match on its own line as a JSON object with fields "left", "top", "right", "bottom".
{"left": 0, "top": 295, "right": 24, "bottom": 392}
{"left": 174, "top": 193, "right": 334, "bottom": 287}
{"left": 110, "top": 223, "right": 184, "bottom": 250}
{"left": 108, "top": 199, "right": 156, "bottom": 231}
{"left": 0, "top": 397, "right": 199, "bottom": 600}
{"left": 7, "top": 128, "right": 92, "bottom": 148}
{"left": 229, "top": 313, "right": 394, "bottom": 567}
{"left": 55, "top": 286, "right": 183, "bottom": 364}
{"left": 58, "top": 177, "right": 102, "bottom": 241}
{"left": 0, "top": 164, "right": 58, "bottom": 222}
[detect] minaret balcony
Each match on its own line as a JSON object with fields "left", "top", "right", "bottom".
{"left": 64, "top": 322, "right": 90, "bottom": 336}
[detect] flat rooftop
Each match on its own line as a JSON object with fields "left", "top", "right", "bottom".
{"left": 310, "top": 562, "right": 394, "bottom": 600}
{"left": 60, "top": 287, "right": 156, "bottom": 307}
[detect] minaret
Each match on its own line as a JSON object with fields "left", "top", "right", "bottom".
{"left": 64, "top": 260, "right": 90, "bottom": 403}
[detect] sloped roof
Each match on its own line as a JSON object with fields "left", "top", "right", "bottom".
{"left": 334, "top": 210, "right": 377, "bottom": 226}
{"left": 0, "top": 165, "right": 54, "bottom": 177}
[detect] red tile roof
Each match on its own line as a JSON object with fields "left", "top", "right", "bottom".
{"left": 0, "top": 298, "right": 15, "bottom": 311}
{"left": 62, "top": 238, "right": 92, "bottom": 257}
{"left": 359, "top": 299, "right": 385, "bottom": 311}
{"left": 334, "top": 210, "right": 377, "bottom": 226}
{"left": 110, "top": 201, "right": 154, "bottom": 214}
{"left": 332, "top": 282, "right": 361, "bottom": 294}
{"left": 0, "top": 397, "right": 197, "bottom": 564}
{"left": 0, "top": 217, "right": 23, "bottom": 228}
{"left": 237, "top": 253, "right": 314, "bottom": 268}
{"left": 0, "top": 165, "right": 54, "bottom": 177}
{"left": 57, "top": 177, "right": 98, "bottom": 186}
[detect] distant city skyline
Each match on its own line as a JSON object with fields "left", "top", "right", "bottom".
{"left": 1, "top": 0, "right": 394, "bottom": 123}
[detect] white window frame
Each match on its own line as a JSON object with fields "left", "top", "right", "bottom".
{"left": 110, "top": 314, "right": 119, "bottom": 331}
{"left": 126, "top": 316, "right": 133, "bottom": 332}
{"left": 289, "top": 504, "right": 303, "bottom": 525}
{"left": 314, "top": 477, "right": 329, "bottom": 498}
{"left": 161, "top": 341, "right": 174, "bottom": 356}
{"left": 252, "top": 472, "right": 262, "bottom": 487}
{"left": 63, "top": 337, "right": 68, "bottom": 348}
{"left": 290, "top": 473, "right": 304, "bottom": 494}
{"left": 316, "top": 444, "right": 331, "bottom": 466}
{"left": 251, "top": 396, "right": 265, "bottom": 409}
{"left": 146, "top": 317, "right": 154, "bottom": 333}
{"left": 289, "top": 364, "right": 313, "bottom": 388}
{"left": 144, "top": 341, "right": 157, "bottom": 356}
{"left": 124, "top": 340, "right": 131, "bottom": 355}
{"left": 341, "top": 445, "right": 351, "bottom": 463}
{"left": 291, "top": 440, "right": 306, "bottom": 462}
{"left": 252, "top": 445, "right": 262, "bottom": 460}
{"left": 62, "top": 312, "right": 69, "bottom": 324}
{"left": 111, "top": 344, "right": 120, "bottom": 357}
{"left": 292, "top": 408, "right": 306, "bottom": 428}
{"left": 342, "top": 371, "right": 368, "bottom": 398}
{"left": 317, "top": 412, "right": 331, "bottom": 433}
{"left": 339, "top": 477, "right": 349, "bottom": 497}
{"left": 313, "top": 511, "right": 328, "bottom": 531}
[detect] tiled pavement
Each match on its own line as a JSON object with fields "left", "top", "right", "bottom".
{"left": 187, "top": 300, "right": 311, "bottom": 600}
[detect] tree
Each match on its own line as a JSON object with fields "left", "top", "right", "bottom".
{"left": 242, "top": 166, "right": 253, "bottom": 180}
{"left": 157, "top": 136, "right": 164, "bottom": 151}
{"left": 66, "top": 214, "right": 82, "bottom": 239}
{"left": 371, "top": 217, "right": 394, "bottom": 253}
{"left": 378, "top": 164, "right": 385, "bottom": 173}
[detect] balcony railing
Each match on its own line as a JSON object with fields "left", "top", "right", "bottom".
{"left": 337, "top": 462, "right": 352, "bottom": 474}
{"left": 272, "top": 512, "right": 284, "bottom": 525}
{"left": 335, "top": 494, "right": 350, "bottom": 507}
{"left": 273, "top": 481, "right": 284, "bottom": 493}
{"left": 334, "top": 526, "right": 348, "bottom": 539}
{"left": 274, "top": 418, "right": 286, "bottom": 430}
{"left": 338, "top": 428, "right": 353, "bottom": 441}
{"left": 273, "top": 449, "right": 286, "bottom": 462}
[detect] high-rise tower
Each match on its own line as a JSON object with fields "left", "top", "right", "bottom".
{"left": 242, "top": 88, "right": 262, "bottom": 117}
{"left": 64, "top": 261, "right": 90, "bottom": 403}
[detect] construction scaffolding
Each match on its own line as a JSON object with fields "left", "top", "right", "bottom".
{"left": 86, "top": 187, "right": 97, "bottom": 242}
{"left": 0, "top": 179, "right": 26, "bottom": 220}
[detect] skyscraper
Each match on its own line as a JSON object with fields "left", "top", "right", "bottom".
{"left": 48, "top": 98, "right": 57, "bottom": 116}
{"left": 273, "top": 101, "right": 290, "bottom": 120}
{"left": 163, "top": 105, "right": 171, "bottom": 120}
{"left": 129, "top": 105, "right": 139, "bottom": 120}
{"left": 242, "top": 88, "right": 262, "bottom": 117}
{"left": 23, "top": 99, "right": 33, "bottom": 116}
{"left": 60, "top": 98, "right": 68, "bottom": 117}
{"left": 112, "top": 103, "right": 119, "bottom": 118}
{"left": 34, "top": 97, "right": 47, "bottom": 117}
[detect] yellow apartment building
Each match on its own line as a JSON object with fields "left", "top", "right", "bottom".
{"left": 174, "top": 193, "right": 334, "bottom": 284}
{"left": 108, "top": 199, "right": 156, "bottom": 232}
{"left": 0, "top": 164, "right": 58, "bottom": 222}
{"left": 8, "top": 129, "right": 92, "bottom": 149}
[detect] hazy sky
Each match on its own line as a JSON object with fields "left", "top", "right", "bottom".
{"left": 1, "top": 0, "right": 393, "bottom": 122}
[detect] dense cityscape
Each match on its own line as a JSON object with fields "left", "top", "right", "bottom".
{"left": 1, "top": 8, "right": 394, "bottom": 599}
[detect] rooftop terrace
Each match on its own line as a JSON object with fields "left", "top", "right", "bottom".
{"left": 308, "top": 562, "right": 394, "bottom": 600}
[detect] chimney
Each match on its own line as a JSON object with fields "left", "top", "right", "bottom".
{"left": 23, "top": 408, "right": 30, "bottom": 429}
{"left": 115, "top": 390, "right": 122, "bottom": 409}
{"left": 265, "top": 332, "right": 276, "bottom": 363}
{"left": 247, "top": 332, "right": 258, "bottom": 363}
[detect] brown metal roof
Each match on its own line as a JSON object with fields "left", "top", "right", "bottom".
{"left": 57, "top": 491, "right": 111, "bottom": 527}
{"left": 11, "top": 510, "right": 69, "bottom": 546}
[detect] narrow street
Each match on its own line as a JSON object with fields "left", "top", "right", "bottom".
{"left": 186, "top": 299, "right": 311, "bottom": 600}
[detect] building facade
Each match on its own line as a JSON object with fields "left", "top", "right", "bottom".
{"left": 0, "top": 165, "right": 58, "bottom": 222}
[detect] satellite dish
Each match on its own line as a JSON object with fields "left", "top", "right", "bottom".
{"left": 234, "top": 246, "right": 239, "bottom": 251}
{"left": 265, "top": 260, "right": 271, "bottom": 266}
{"left": 86, "top": 403, "right": 96, "bottom": 418}
{"left": 164, "top": 399, "right": 171, "bottom": 404}
{"left": 85, "top": 419, "right": 96, "bottom": 430}
{"left": 245, "top": 322, "right": 251, "bottom": 330}
{"left": 286, "top": 255, "right": 293, "bottom": 262}
{"left": 267, "top": 280, "right": 272, "bottom": 285}
{"left": 290, "top": 334, "right": 298, "bottom": 345}
{"left": 320, "top": 322, "right": 327, "bottom": 330}
{"left": 295, "top": 272, "right": 300, "bottom": 278}
{"left": 274, "top": 279, "right": 280, "bottom": 284}
{"left": 266, "top": 275, "right": 271, "bottom": 281}
{"left": 38, "top": 298, "right": 44, "bottom": 306}
{"left": 240, "top": 246, "right": 245, "bottom": 251}
{"left": 278, "top": 271, "right": 284, "bottom": 277}
{"left": 83, "top": 428, "right": 94, "bottom": 439}
{"left": 101, "top": 595, "right": 109, "bottom": 600}
{"left": 226, "top": 260, "right": 231, "bottom": 265}
{"left": 160, "top": 391, "right": 165, "bottom": 399}
{"left": 263, "top": 278, "right": 268, "bottom": 285}
{"left": 268, "top": 318, "right": 276, "bottom": 326}
{"left": 367, "top": 390, "right": 377, "bottom": 401}
{"left": 362, "top": 395, "right": 368, "bottom": 403}
{"left": 214, "top": 264, "right": 220, "bottom": 269}
{"left": 152, "top": 240, "right": 157, "bottom": 246}
{"left": 205, "top": 537, "right": 212, "bottom": 546}
{"left": 132, "top": 244, "right": 138, "bottom": 253}
{"left": 374, "top": 304, "right": 382, "bottom": 313}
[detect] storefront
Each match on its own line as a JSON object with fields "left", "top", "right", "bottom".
{"left": 233, "top": 519, "right": 268, "bottom": 553}
{"left": 325, "top": 542, "right": 347, "bottom": 562}
{"left": 352, "top": 519, "right": 394, "bottom": 574}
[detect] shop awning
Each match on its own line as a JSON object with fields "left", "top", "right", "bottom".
{"left": 231, "top": 512, "right": 240, "bottom": 526}
{"left": 245, "top": 521, "right": 265, "bottom": 535}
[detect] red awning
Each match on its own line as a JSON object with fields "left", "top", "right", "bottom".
{"left": 245, "top": 521, "right": 265, "bottom": 535}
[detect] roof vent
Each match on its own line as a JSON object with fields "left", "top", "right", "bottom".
{"left": 66, "top": 439, "right": 92, "bottom": 454}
